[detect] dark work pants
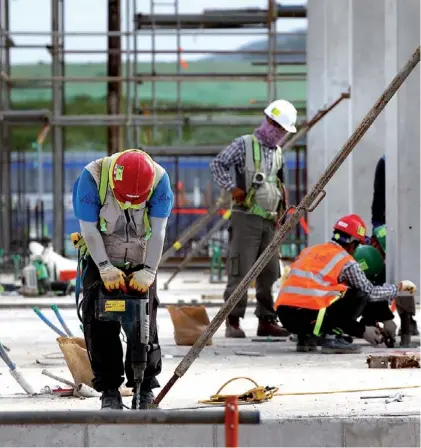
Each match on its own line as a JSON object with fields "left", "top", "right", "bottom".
{"left": 82, "top": 257, "right": 162, "bottom": 392}
{"left": 276, "top": 289, "right": 370, "bottom": 338}
{"left": 360, "top": 301, "right": 395, "bottom": 326}
{"left": 224, "top": 212, "right": 280, "bottom": 319}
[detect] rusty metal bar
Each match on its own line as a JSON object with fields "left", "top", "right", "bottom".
{"left": 0, "top": 410, "right": 260, "bottom": 425}
{"left": 154, "top": 46, "right": 421, "bottom": 407}
{"left": 107, "top": 0, "right": 121, "bottom": 155}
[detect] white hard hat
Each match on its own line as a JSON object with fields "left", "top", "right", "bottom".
{"left": 264, "top": 99, "right": 297, "bottom": 133}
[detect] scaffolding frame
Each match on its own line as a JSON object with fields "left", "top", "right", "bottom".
{"left": 0, "top": 0, "right": 307, "bottom": 255}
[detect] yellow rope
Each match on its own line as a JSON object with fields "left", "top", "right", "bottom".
{"left": 199, "top": 376, "right": 421, "bottom": 405}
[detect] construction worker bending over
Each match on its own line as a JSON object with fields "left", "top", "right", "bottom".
{"left": 355, "top": 225, "right": 419, "bottom": 337}
{"left": 72, "top": 149, "right": 174, "bottom": 409}
{"left": 275, "top": 214, "right": 417, "bottom": 354}
{"left": 210, "top": 99, "right": 297, "bottom": 338}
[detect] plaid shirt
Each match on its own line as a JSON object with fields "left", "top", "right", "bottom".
{"left": 339, "top": 260, "right": 398, "bottom": 303}
{"left": 210, "top": 135, "right": 282, "bottom": 191}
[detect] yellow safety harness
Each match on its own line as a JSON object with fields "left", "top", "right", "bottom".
{"left": 242, "top": 135, "right": 283, "bottom": 222}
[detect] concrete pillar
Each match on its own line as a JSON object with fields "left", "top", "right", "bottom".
{"left": 307, "top": 0, "right": 352, "bottom": 245}
{"left": 350, "top": 0, "right": 387, "bottom": 224}
{"left": 307, "top": 0, "right": 420, "bottom": 295}
{"left": 385, "top": 0, "right": 420, "bottom": 288}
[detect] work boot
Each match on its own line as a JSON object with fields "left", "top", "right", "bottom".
{"left": 101, "top": 389, "right": 123, "bottom": 410}
{"left": 321, "top": 334, "right": 362, "bottom": 354}
{"left": 131, "top": 390, "right": 156, "bottom": 410}
{"left": 398, "top": 318, "right": 419, "bottom": 336}
{"left": 256, "top": 316, "right": 290, "bottom": 337}
{"left": 296, "top": 334, "right": 318, "bottom": 352}
{"left": 225, "top": 316, "right": 246, "bottom": 338}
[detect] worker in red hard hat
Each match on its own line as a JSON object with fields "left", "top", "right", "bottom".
{"left": 72, "top": 149, "right": 174, "bottom": 410}
{"left": 274, "top": 214, "right": 417, "bottom": 354}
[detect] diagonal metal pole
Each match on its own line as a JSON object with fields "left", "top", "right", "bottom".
{"left": 154, "top": 46, "right": 420, "bottom": 407}
{"left": 160, "top": 192, "right": 230, "bottom": 265}
{"left": 163, "top": 211, "right": 231, "bottom": 289}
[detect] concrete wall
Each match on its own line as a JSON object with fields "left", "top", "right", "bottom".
{"left": 307, "top": 0, "right": 420, "bottom": 287}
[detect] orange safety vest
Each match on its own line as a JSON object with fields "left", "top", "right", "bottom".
{"left": 275, "top": 242, "right": 355, "bottom": 311}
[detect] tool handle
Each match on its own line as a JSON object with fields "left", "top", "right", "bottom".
{"left": 33, "top": 307, "right": 67, "bottom": 337}
{"left": 51, "top": 304, "right": 74, "bottom": 337}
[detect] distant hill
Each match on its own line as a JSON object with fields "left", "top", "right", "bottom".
{"left": 206, "top": 28, "right": 306, "bottom": 63}
{"left": 9, "top": 29, "right": 307, "bottom": 104}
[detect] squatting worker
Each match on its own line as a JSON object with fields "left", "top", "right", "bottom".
{"left": 275, "top": 214, "right": 417, "bottom": 354}
{"left": 73, "top": 149, "right": 174, "bottom": 410}
{"left": 210, "top": 99, "right": 298, "bottom": 338}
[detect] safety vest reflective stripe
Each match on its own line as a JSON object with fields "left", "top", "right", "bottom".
{"left": 288, "top": 268, "right": 332, "bottom": 287}
{"left": 282, "top": 286, "right": 342, "bottom": 298}
{"left": 318, "top": 251, "right": 350, "bottom": 277}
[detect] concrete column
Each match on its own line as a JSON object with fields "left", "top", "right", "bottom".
{"left": 307, "top": 0, "right": 352, "bottom": 245}
{"left": 350, "top": 0, "right": 387, "bottom": 225}
{"left": 385, "top": 0, "right": 420, "bottom": 288}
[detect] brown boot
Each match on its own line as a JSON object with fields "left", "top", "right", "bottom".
{"left": 257, "top": 317, "right": 290, "bottom": 337}
{"left": 225, "top": 316, "right": 246, "bottom": 338}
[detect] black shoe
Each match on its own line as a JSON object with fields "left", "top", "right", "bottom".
{"left": 131, "top": 389, "right": 156, "bottom": 410}
{"left": 296, "top": 333, "right": 318, "bottom": 352}
{"left": 101, "top": 389, "right": 123, "bottom": 410}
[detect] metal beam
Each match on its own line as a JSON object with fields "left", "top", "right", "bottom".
{"left": 0, "top": 109, "right": 50, "bottom": 122}
{"left": 107, "top": 0, "right": 121, "bottom": 155}
{"left": 0, "top": 0, "right": 11, "bottom": 253}
{"left": 135, "top": 6, "right": 306, "bottom": 30}
{"left": 51, "top": 0, "right": 65, "bottom": 255}
{"left": 0, "top": 410, "right": 260, "bottom": 425}
{"left": 41, "top": 115, "right": 306, "bottom": 127}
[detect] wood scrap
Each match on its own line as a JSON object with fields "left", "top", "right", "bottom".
{"left": 367, "top": 353, "right": 420, "bottom": 369}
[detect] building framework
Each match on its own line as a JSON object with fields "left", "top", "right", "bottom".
{"left": 0, "top": 0, "right": 307, "bottom": 255}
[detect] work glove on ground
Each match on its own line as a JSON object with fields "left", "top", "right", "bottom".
{"left": 128, "top": 268, "right": 155, "bottom": 293}
{"left": 398, "top": 280, "right": 417, "bottom": 294}
{"left": 363, "top": 326, "right": 383, "bottom": 346}
{"left": 231, "top": 187, "right": 246, "bottom": 204}
{"left": 382, "top": 319, "right": 397, "bottom": 341}
{"left": 99, "top": 266, "right": 127, "bottom": 293}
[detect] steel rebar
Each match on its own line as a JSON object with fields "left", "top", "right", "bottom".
{"left": 154, "top": 46, "right": 421, "bottom": 407}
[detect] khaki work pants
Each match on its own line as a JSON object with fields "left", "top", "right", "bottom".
{"left": 223, "top": 212, "right": 280, "bottom": 319}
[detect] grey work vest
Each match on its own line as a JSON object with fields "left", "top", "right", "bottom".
{"left": 233, "top": 134, "right": 283, "bottom": 216}
{"left": 85, "top": 155, "right": 165, "bottom": 266}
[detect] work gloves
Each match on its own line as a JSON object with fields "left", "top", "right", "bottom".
{"left": 363, "top": 326, "right": 383, "bottom": 346}
{"left": 128, "top": 268, "right": 155, "bottom": 293}
{"left": 99, "top": 266, "right": 127, "bottom": 293}
{"left": 231, "top": 187, "right": 246, "bottom": 204}
{"left": 382, "top": 319, "right": 397, "bottom": 341}
{"left": 398, "top": 280, "right": 417, "bottom": 294}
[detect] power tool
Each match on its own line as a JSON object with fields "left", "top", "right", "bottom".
{"left": 95, "top": 284, "right": 154, "bottom": 409}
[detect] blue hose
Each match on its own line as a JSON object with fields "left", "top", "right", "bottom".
{"left": 51, "top": 304, "right": 73, "bottom": 337}
{"left": 33, "top": 307, "right": 67, "bottom": 337}
{"left": 0, "top": 342, "right": 15, "bottom": 370}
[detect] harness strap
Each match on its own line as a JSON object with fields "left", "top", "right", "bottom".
{"left": 251, "top": 135, "right": 261, "bottom": 172}
{"left": 99, "top": 157, "right": 111, "bottom": 232}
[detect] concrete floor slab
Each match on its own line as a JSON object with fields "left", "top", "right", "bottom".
{"left": 0, "top": 301, "right": 420, "bottom": 446}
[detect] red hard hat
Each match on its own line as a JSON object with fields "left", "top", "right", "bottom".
{"left": 110, "top": 150, "right": 155, "bottom": 205}
{"left": 333, "top": 214, "right": 367, "bottom": 244}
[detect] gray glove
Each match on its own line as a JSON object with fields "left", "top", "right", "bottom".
{"left": 363, "top": 326, "right": 383, "bottom": 346}
{"left": 383, "top": 320, "right": 397, "bottom": 341}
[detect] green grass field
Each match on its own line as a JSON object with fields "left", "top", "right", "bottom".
{"left": 11, "top": 60, "right": 306, "bottom": 105}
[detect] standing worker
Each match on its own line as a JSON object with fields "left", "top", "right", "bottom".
{"left": 210, "top": 99, "right": 297, "bottom": 338}
{"left": 275, "top": 214, "right": 417, "bottom": 353}
{"left": 72, "top": 149, "right": 174, "bottom": 409}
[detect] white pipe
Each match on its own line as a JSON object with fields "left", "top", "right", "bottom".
{"left": 76, "top": 383, "right": 101, "bottom": 398}
{"left": 10, "top": 368, "right": 36, "bottom": 395}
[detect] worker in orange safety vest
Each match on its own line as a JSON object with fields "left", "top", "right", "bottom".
{"left": 274, "top": 214, "right": 417, "bottom": 354}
